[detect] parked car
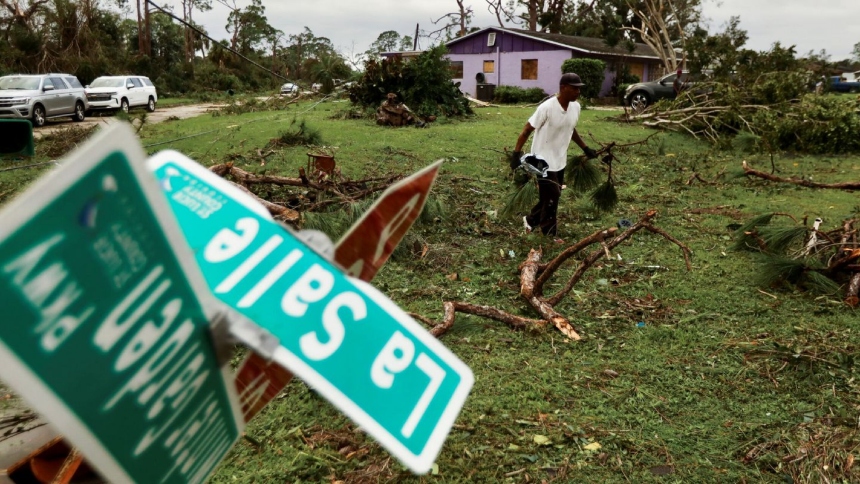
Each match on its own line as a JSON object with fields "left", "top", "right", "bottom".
{"left": 830, "top": 76, "right": 860, "bottom": 93}
{"left": 624, "top": 71, "right": 710, "bottom": 110}
{"left": 0, "top": 73, "right": 88, "bottom": 127}
{"left": 85, "top": 75, "right": 157, "bottom": 114}
{"left": 280, "top": 82, "right": 299, "bottom": 96}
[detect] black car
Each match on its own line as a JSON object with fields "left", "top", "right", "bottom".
{"left": 623, "top": 71, "right": 706, "bottom": 110}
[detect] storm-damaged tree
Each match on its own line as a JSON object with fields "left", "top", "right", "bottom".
{"left": 429, "top": 0, "right": 473, "bottom": 41}
{"left": 181, "top": 0, "right": 211, "bottom": 62}
{"left": 224, "top": 0, "right": 276, "bottom": 56}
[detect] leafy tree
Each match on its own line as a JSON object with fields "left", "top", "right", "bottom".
{"left": 561, "top": 58, "right": 605, "bottom": 99}
{"left": 225, "top": 0, "right": 276, "bottom": 55}
{"left": 282, "top": 27, "right": 339, "bottom": 82}
{"left": 349, "top": 44, "right": 472, "bottom": 118}
{"left": 684, "top": 16, "right": 748, "bottom": 78}
{"left": 853, "top": 41, "right": 860, "bottom": 63}
{"left": 310, "top": 52, "right": 351, "bottom": 93}
{"left": 368, "top": 30, "right": 401, "bottom": 54}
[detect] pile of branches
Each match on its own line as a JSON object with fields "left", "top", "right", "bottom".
{"left": 413, "top": 210, "right": 692, "bottom": 339}
{"left": 624, "top": 72, "right": 860, "bottom": 154}
{"left": 209, "top": 163, "right": 402, "bottom": 226}
{"left": 734, "top": 212, "right": 860, "bottom": 306}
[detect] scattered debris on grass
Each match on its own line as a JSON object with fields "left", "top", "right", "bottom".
{"left": 733, "top": 213, "right": 859, "bottom": 305}
{"left": 37, "top": 125, "right": 97, "bottom": 158}
{"left": 209, "top": 162, "right": 403, "bottom": 225}
{"left": 742, "top": 161, "right": 860, "bottom": 190}
{"left": 417, "top": 210, "right": 692, "bottom": 339}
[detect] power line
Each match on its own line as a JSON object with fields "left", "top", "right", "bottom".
{"left": 144, "top": 0, "right": 289, "bottom": 82}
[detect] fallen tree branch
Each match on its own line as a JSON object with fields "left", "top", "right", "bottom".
{"left": 228, "top": 181, "right": 300, "bottom": 225}
{"left": 409, "top": 303, "right": 544, "bottom": 338}
{"left": 418, "top": 210, "right": 691, "bottom": 340}
{"left": 742, "top": 161, "right": 860, "bottom": 190}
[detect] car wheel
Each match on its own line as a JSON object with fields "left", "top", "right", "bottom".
{"left": 146, "top": 97, "right": 156, "bottom": 112}
{"left": 31, "top": 104, "right": 46, "bottom": 127}
{"left": 629, "top": 91, "right": 650, "bottom": 112}
{"left": 73, "top": 101, "right": 85, "bottom": 122}
{"left": 120, "top": 98, "right": 129, "bottom": 113}
{"left": 850, "top": 87, "right": 859, "bottom": 94}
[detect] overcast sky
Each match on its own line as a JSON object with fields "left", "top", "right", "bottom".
{"left": 183, "top": 0, "right": 859, "bottom": 63}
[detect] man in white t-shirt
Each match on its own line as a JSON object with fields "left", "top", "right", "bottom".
{"left": 510, "top": 72, "right": 597, "bottom": 242}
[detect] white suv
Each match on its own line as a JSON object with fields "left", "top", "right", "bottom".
{"left": 0, "top": 73, "right": 88, "bottom": 127}
{"left": 85, "top": 75, "right": 157, "bottom": 114}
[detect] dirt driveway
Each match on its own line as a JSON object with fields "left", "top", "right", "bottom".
{"left": 33, "top": 102, "right": 224, "bottom": 138}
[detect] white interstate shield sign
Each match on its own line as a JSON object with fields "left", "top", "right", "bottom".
{"left": 147, "top": 151, "right": 474, "bottom": 474}
{"left": 0, "top": 124, "right": 243, "bottom": 484}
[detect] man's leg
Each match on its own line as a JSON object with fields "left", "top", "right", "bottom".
{"left": 536, "top": 170, "right": 563, "bottom": 236}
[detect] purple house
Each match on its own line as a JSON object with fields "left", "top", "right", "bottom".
{"left": 445, "top": 27, "right": 663, "bottom": 99}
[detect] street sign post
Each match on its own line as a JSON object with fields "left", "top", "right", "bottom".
{"left": 233, "top": 160, "right": 443, "bottom": 423}
{"left": 0, "top": 125, "right": 243, "bottom": 484}
{"left": 148, "top": 151, "right": 473, "bottom": 474}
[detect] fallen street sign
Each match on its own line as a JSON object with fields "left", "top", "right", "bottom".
{"left": 148, "top": 151, "right": 474, "bottom": 474}
{"left": 0, "top": 124, "right": 243, "bottom": 484}
{"left": 234, "top": 160, "right": 443, "bottom": 423}
{"left": 335, "top": 160, "right": 442, "bottom": 280}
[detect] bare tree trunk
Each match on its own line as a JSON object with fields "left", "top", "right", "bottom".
{"left": 137, "top": 0, "right": 143, "bottom": 53}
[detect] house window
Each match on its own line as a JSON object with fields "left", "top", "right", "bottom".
{"left": 487, "top": 33, "right": 496, "bottom": 47}
{"left": 483, "top": 60, "right": 494, "bottom": 73}
{"left": 521, "top": 59, "right": 538, "bottom": 80}
{"left": 450, "top": 61, "right": 463, "bottom": 79}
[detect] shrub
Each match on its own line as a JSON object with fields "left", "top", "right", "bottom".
{"left": 348, "top": 45, "right": 472, "bottom": 118}
{"left": 561, "top": 58, "right": 605, "bottom": 100}
{"left": 493, "top": 86, "right": 548, "bottom": 104}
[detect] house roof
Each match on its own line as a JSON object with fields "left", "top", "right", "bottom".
{"left": 447, "top": 27, "right": 660, "bottom": 60}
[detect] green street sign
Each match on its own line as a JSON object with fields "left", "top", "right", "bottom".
{"left": 148, "top": 151, "right": 474, "bottom": 474}
{"left": 0, "top": 125, "right": 243, "bottom": 484}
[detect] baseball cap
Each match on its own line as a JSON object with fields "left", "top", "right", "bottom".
{"left": 560, "top": 73, "right": 585, "bottom": 87}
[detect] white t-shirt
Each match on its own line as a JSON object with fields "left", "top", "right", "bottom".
{"left": 527, "top": 96, "right": 581, "bottom": 172}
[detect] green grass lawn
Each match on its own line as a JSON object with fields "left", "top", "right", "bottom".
{"left": 2, "top": 99, "right": 859, "bottom": 483}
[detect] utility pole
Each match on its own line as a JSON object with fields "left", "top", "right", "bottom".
{"left": 144, "top": 0, "right": 152, "bottom": 56}
{"left": 137, "top": 0, "right": 144, "bottom": 54}
{"left": 413, "top": 23, "right": 419, "bottom": 50}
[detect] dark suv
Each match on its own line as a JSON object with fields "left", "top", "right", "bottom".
{"left": 623, "top": 71, "right": 705, "bottom": 110}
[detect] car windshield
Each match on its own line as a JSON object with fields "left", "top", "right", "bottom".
{"left": 89, "top": 78, "right": 125, "bottom": 88}
{"left": 0, "top": 77, "right": 41, "bottom": 90}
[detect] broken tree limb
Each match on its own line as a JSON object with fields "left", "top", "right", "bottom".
{"left": 211, "top": 163, "right": 305, "bottom": 187}
{"left": 228, "top": 181, "right": 300, "bottom": 225}
{"left": 846, "top": 272, "right": 860, "bottom": 308}
{"left": 533, "top": 227, "right": 618, "bottom": 297}
{"left": 742, "top": 161, "right": 860, "bottom": 190}
{"left": 418, "top": 210, "right": 690, "bottom": 340}
{"left": 546, "top": 210, "right": 692, "bottom": 306}
{"left": 410, "top": 303, "right": 545, "bottom": 338}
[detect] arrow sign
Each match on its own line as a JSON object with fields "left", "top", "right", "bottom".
{"left": 0, "top": 125, "right": 243, "bottom": 484}
{"left": 233, "top": 160, "right": 442, "bottom": 422}
{"left": 335, "top": 160, "right": 442, "bottom": 280}
{"left": 148, "top": 152, "right": 473, "bottom": 474}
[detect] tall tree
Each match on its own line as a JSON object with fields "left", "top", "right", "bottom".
{"left": 430, "top": 0, "right": 472, "bottom": 40}
{"left": 224, "top": 0, "right": 275, "bottom": 55}
{"left": 181, "top": 0, "right": 211, "bottom": 62}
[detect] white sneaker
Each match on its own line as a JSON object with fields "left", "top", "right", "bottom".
{"left": 522, "top": 216, "right": 532, "bottom": 233}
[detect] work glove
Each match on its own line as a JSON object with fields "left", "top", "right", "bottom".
{"left": 582, "top": 146, "right": 598, "bottom": 159}
{"left": 509, "top": 150, "right": 523, "bottom": 170}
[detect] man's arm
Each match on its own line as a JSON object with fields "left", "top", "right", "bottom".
{"left": 509, "top": 122, "right": 534, "bottom": 170}
{"left": 572, "top": 129, "right": 597, "bottom": 159}
{"left": 514, "top": 122, "right": 535, "bottom": 152}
